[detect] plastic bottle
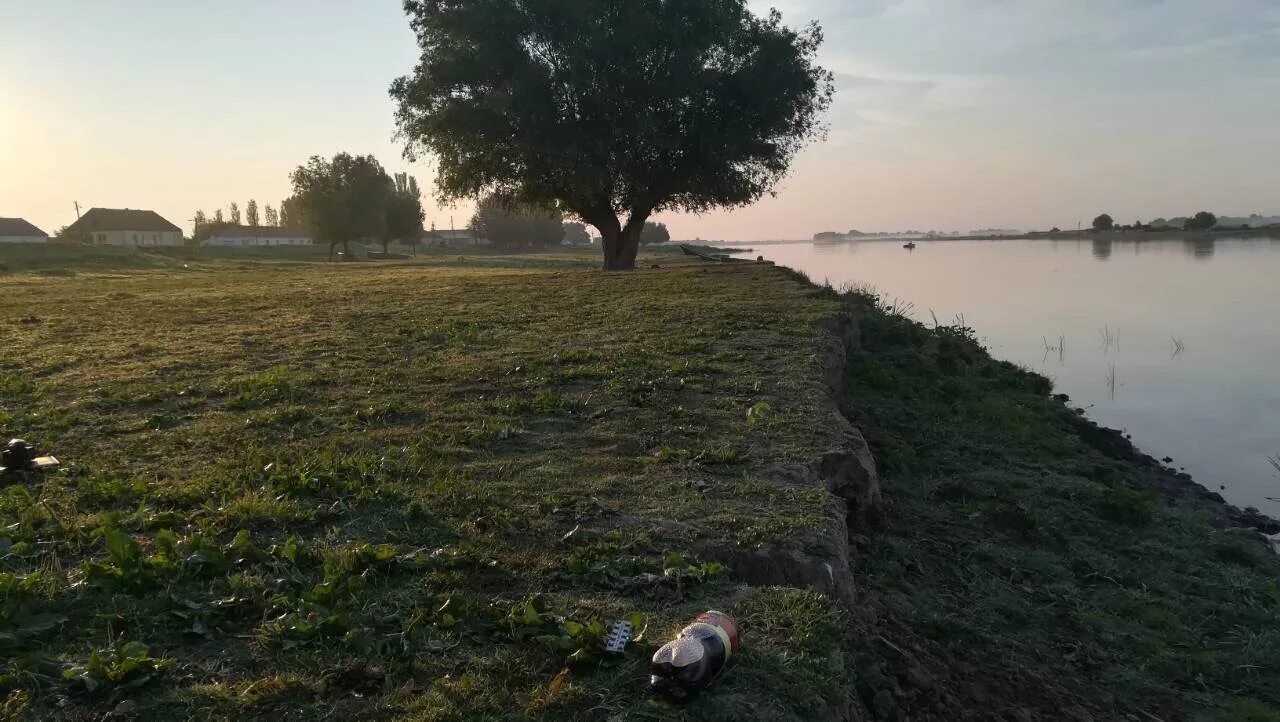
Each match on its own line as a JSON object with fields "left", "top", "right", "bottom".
{"left": 650, "top": 610, "right": 741, "bottom": 701}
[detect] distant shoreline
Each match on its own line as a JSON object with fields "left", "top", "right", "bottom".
{"left": 706, "top": 227, "right": 1280, "bottom": 245}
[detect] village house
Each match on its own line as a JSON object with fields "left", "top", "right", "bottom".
{"left": 0, "top": 217, "right": 49, "bottom": 243}
{"left": 203, "top": 225, "right": 314, "bottom": 247}
{"left": 63, "top": 208, "right": 184, "bottom": 246}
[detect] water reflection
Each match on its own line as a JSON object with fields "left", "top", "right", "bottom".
{"left": 753, "top": 236, "right": 1280, "bottom": 510}
{"left": 1091, "top": 238, "right": 1112, "bottom": 260}
{"left": 1183, "top": 236, "right": 1216, "bottom": 259}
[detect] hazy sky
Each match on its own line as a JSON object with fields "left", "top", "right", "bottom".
{"left": 3, "top": 1, "right": 1278, "bottom": 240}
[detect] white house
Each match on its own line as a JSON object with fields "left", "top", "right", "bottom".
{"left": 0, "top": 217, "right": 48, "bottom": 244}
{"left": 203, "top": 225, "right": 314, "bottom": 247}
{"left": 64, "top": 208, "right": 184, "bottom": 246}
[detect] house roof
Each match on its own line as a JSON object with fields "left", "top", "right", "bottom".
{"left": 64, "top": 208, "right": 181, "bottom": 234}
{"left": 0, "top": 217, "right": 48, "bottom": 237}
{"left": 210, "top": 225, "right": 312, "bottom": 239}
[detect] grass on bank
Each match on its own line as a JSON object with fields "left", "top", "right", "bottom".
{"left": 840, "top": 288, "right": 1280, "bottom": 722}
{"left": 0, "top": 242, "right": 739, "bottom": 276}
{"left": 0, "top": 251, "right": 849, "bottom": 721}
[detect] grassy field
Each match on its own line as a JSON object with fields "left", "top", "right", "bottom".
{"left": 3, "top": 246, "right": 1279, "bottom": 721}
{"left": 0, "top": 248, "right": 855, "bottom": 720}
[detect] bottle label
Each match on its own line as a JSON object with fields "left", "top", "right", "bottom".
{"left": 696, "top": 611, "right": 740, "bottom": 658}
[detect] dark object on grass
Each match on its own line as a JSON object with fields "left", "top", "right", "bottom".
{"left": 651, "top": 610, "right": 740, "bottom": 702}
{"left": 2, "top": 438, "right": 36, "bottom": 469}
{"left": 903, "top": 242, "right": 916, "bottom": 250}
{"left": 0, "top": 438, "right": 59, "bottom": 475}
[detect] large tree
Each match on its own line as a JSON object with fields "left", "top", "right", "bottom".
{"left": 229, "top": 202, "right": 241, "bottom": 225}
{"left": 391, "top": 0, "right": 833, "bottom": 270}
{"left": 385, "top": 172, "right": 427, "bottom": 253}
{"left": 246, "top": 199, "right": 260, "bottom": 227}
{"left": 1092, "top": 213, "right": 1114, "bottom": 232}
{"left": 264, "top": 203, "right": 279, "bottom": 227}
{"left": 290, "top": 153, "right": 393, "bottom": 260}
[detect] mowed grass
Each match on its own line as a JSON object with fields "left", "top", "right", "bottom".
{"left": 0, "top": 252, "right": 853, "bottom": 720}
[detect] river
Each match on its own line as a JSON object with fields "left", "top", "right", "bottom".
{"left": 750, "top": 236, "right": 1280, "bottom": 512}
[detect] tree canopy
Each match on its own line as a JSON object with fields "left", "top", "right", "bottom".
{"left": 1185, "top": 211, "right": 1217, "bottom": 231}
{"left": 562, "top": 222, "right": 591, "bottom": 245}
{"left": 469, "top": 194, "right": 565, "bottom": 249}
{"left": 290, "top": 153, "right": 392, "bottom": 259}
{"left": 1092, "top": 213, "right": 1114, "bottom": 231}
{"left": 384, "top": 173, "right": 426, "bottom": 252}
{"left": 639, "top": 221, "right": 671, "bottom": 245}
{"left": 391, "top": 0, "right": 833, "bottom": 269}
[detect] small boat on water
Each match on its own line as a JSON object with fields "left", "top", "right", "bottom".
{"left": 903, "top": 242, "right": 917, "bottom": 250}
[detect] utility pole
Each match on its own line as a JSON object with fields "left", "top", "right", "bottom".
{"left": 74, "top": 201, "right": 81, "bottom": 220}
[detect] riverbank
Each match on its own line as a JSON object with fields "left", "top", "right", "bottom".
{"left": 2, "top": 255, "right": 1277, "bottom": 720}
{"left": 836, "top": 284, "right": 1280, "bottom": 720}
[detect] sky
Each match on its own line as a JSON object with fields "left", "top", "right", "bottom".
{"left": 2, "top": 0, "right": 1279, "bottom": 241}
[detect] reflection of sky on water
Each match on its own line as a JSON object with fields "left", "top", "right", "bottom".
{"left": 759, "top": 237, "right": 1280, "bottom": 511}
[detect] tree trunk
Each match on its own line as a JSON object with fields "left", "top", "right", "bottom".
{"left": 343, "top": 239, "right": 350, "bottom": 260}
{"left": 329, "top": 242, "right": 335, "bottom": 262}
{"left": 597, "top": 210, "right": 648, "bottom": 271}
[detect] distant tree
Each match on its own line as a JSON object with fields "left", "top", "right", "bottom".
{"left": 392, "top": 1, "right": 833, "bottom": 270}
{"left": 192, "top": 210, "right": 208, "bottom": 237}
{"left": 384, "top": 172, "right": 426, "bottom": 253}
{"left": 214, "top": 208, "right": 225, "bottom": 224}
{"left": 639, "top": 221, "right": 671, "bottom": 245}
{"left": 1049, "top": 227, "right": 1062, "bottom": 233}
{"left": 469, "top": 194, "right": 564, "bottom": 250}
{"left": 290, "top": 153, "right": 393, "bottom": 260}
{"left": 280, "top": 197, "right": 308, "bottom": 231}
{"left": 563, "top": 222, "right": 591, "bottom": 245}
{"left": 1184, "top": 211, "right": 1217, "bottom": 231}
{"left": 1092, "top": 213, "right": 1114, "bottom": 232}
{"left": 229, "top": 202, "right": 241, "bottom": 225}
{"left": 246, "top": 199, "right": 260, "bottom": 227}
{"left": 263, "top": 204, "right": 279, "bottom": 227}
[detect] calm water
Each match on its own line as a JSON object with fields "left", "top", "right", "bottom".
{"left": 753, "top": 237, "right": 1280, "bottom": 512}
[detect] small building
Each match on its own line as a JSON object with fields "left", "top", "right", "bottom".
{"left": 64, "top": 208, "right": 184, "bottom": 246}
{"left": 0, "top": 217, "right": 49, "bottom": 244}
{"left": 203, "top": 225, "right": 314, "bottom": 247}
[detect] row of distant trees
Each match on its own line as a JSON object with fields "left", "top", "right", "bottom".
{"left": 202, "top": 155, "right": 676, "bottom": 259}
{"left": 191, "top": 156, "right": 426, "bottom": 258}
{"left": 1092, "top": 211, "right": 1219, "bottom": 233}
{"left": 467, "top": 194, "right": 671, "bottom": 250}
{"left": 192, "top": 200, "right": 293, "bottom": 241}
